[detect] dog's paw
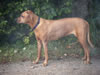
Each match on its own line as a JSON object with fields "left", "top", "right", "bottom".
{"left": 82, "top": 57, "right": 86, "bottom": 61}
{"left": 83, "top": 60, "right": 92, "bottom": 64}
{"left": 33, "top": 61, "right": 38, "bottom": 64}
{"left": 42, "top": 62, "right": 48, "bottom": 67}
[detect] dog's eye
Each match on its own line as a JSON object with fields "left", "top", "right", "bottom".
{"left": 21, "top": 16, "right": 24, "bottom": 18}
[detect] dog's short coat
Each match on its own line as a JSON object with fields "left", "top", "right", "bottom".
{"left": 17, "top": 10, "right": 94, "bottom": 66}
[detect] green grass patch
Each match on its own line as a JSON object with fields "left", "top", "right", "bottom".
{"left": 0, "top": 35, "right": 98, "bottom": 63}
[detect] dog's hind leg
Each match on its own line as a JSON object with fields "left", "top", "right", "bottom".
{"left": 76, "top": 32, "right": 91, "bottom": 64}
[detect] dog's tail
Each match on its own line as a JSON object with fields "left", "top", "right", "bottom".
{"left": 87, "top": 23, "right": 94, "bottom": 48}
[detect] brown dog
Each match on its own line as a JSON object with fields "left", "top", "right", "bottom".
{"left": 17, "top": 10, "right": 94, "bottom": 66}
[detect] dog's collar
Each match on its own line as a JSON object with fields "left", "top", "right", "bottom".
{"left": 32, "top": 17, "right": 40, "bottom": 31}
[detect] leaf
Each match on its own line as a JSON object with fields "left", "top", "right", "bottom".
{"left": 23, "top": 36, "right": 30, "bottom": 44}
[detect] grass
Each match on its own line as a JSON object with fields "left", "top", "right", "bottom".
{"left": 0, "top": 34, "right": 98, "bottom": 63}
{"left": 0, "top": 42, "right": 37, "bottom": 63}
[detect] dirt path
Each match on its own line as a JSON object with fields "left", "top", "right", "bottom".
{"left": 0, "top": 57, "right": 100, "bottom": 75}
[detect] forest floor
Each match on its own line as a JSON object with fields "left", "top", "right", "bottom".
{"left": 0, "top": 57, "right": 100, "bottom": 75}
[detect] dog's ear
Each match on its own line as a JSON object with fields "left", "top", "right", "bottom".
{"left": 26, "top": 10, "right": 32, "bottom": 14}
{"left": 25, "top": 10, "right": 38, "bottom": 25}
{"left": 26, "top": 10, "right": 34, "bottom": 21}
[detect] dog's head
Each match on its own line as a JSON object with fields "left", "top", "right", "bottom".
{"left": 17, "top": 10, "right": 36, "bottom": 24}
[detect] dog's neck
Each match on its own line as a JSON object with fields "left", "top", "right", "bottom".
{"left": 32, "top": 17, "right": 40, "bottom": 31}
{"left": 28, "top": 14, "right": 39, "bottom": 30}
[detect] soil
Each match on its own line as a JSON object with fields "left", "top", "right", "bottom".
{"left": 0, "top": 57, "right": 100, "bottom": 75}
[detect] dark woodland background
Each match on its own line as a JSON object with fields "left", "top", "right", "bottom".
{"left": 0, "top": 0, "right": 100, "bottom": 63}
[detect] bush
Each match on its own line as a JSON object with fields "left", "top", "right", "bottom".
{"left": 0, "top": 0, "right": 73, "bottom": 63}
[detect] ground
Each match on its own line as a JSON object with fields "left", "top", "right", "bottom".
{"left": 0, "top": 57, "right": 100, "bottom": 75}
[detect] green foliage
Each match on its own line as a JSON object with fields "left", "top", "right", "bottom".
{"left": 0, "top": 0, "right": 73, "bottom": 45}
{"left": 23, "top": 36, "right": 30, "bottom": 44}
{"left": 0, "top": 0, "right": 99, "bottom": 63}
{"left": 2, "top": 0, "right": 100, "bottom": 63}
{"left": 87, "top": 0, "right": 100, "bottom": 47}
{"left": 0, "top": 0, "right": 73, "bottom": 62}
{"left": 0, "top": 44, "right": 38, "bottom": 63}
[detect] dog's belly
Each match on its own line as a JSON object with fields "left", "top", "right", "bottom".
{"left": 47, "top": 21, "right": 74, "bottom": 40}
{"left": 48, "top": 28, "right": 72, "bottom": 40}
{"left": 48, "top": 33, "right": 67, "bottom": 40}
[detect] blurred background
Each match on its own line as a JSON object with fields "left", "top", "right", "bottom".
{"left": 0, "top": 0, "right": 100, "bottom": 63}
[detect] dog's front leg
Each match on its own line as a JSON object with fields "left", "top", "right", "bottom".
{"left": 42, "top": 40, "right": 48, "bottom": 66}
{"left": 33, "top": 40, "right": 42, "bottom": 64}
